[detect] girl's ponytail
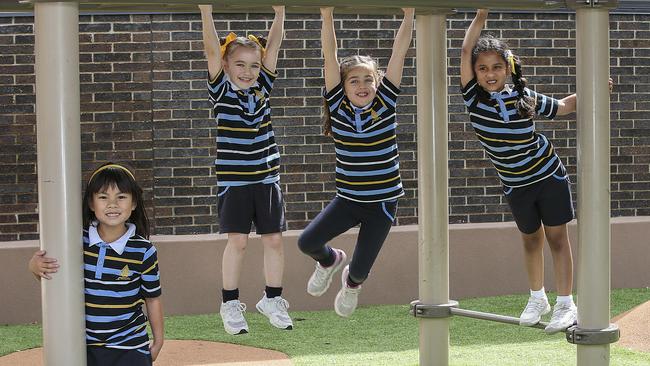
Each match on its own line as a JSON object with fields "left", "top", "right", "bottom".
{"left": 323, "top": 98, "right": 333, "bottom": 136}
{"left": 509, "top": 53, "right": 536, "bottom": 118}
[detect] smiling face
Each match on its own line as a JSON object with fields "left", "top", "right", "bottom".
{"left": 473, "top": 50, "right": 509, "bottom": 93}
{"left": 89, "top": 184, "right": 135, "bottom": 233}
{"left": 343, "top": 64, "right": 378, "bottom": 108}
{"left": 222, "top": 46, "right": 262, "bottom": 90}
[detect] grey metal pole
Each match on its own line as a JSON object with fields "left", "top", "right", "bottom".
{"left": 450, "top": 307, "right": 549, "bottom": 329}
{"left": 575, "top": 6, "right": 612, "bottom": 366}
{"left": 416, "top": 13, "right": 449, "bottom": 366}
{"left": 34, "top": 2, "right": 87, "bottom": 365}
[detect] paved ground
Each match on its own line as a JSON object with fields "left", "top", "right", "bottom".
{"left": 1, "top": 301, "right": 648, "bottom": 365}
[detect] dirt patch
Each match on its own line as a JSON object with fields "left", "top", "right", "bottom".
{"left": 0, "top": 340, "right": 292, "bottom": 366}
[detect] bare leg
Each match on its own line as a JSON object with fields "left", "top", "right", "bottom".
{"left": 544, "top": 223, "right": 573, "bottom": 296}
{"left": 222, "top": 233, "right": 248, "bottom": 290}
{"left": 521, "top": 226, "right": 546, "bottom": 291}
{"left": 261, "top": 232, "right": 283, "bottom": 287}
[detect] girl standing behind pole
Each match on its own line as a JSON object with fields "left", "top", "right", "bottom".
{"left": 199, "top": 5, "right": 292, "bottom": 335}
{"left": 297, "top": 7, "right": 414, "bottom": 317}
{"left": 461, "top": 9, "right": 612, "bottom": 333}
{"left": 29, "top": 162, "right": 164, "bottom": 365}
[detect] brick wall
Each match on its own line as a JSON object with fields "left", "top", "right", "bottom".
{"left": 1, "top": 11, "right": 648, "bottom": 240}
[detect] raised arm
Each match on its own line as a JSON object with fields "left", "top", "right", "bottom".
{"left": 199, "top": 5, "right": 222, "bottom": 80}
{"left": 385, "top": 8, "right": 414, "bottom": 88}
{"left": 262, "top": 6, "right": 285, "bottom": 72}
{"left": 461, "top": 9, "right": 488, "bottom": 88}
{"left": 321, "top": 7, "right": 340, "bottom": 92}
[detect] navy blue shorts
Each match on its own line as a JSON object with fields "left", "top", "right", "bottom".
{"left": 503, "top": 167, "right": 574, "bottom": 234}
{"left": 87, "top": 346, "right": 152, "bottom": 366}
{"left": 217, "top": 182, "right": 286, "bottom": 234}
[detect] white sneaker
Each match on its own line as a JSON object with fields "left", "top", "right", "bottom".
{"left": 307, "top": 248, "right": 347, "bottom": 297}
{"left": 220, "top": 299, "right": 249, "bottom": 335}
{"left": 256, "top": 293, "right": 294, "bottom": 330}
{"left": 545, "top": 302, "right": 577, "bottom": 334}
{"left": 519, "top": 296, "right": 551, "bottom": 326}
{"left": 334, "top": 265, "right": 361, "bottom": 317}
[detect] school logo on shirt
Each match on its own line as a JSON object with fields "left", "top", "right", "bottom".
{"left": 117, "top": 265, "right": 130, "bottom": 281}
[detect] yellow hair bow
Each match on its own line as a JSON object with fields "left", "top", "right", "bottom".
{"left": 219, "top": 32, "right": 266, "bottom": 57}
{"left": 220, "top": 32, "right": 238, "bottom": 56}
{"left": 247, "top": 34, "right": 266, "bottom": 57}
{"left": 505, "top": 50, "right": 516, "bottom": 74}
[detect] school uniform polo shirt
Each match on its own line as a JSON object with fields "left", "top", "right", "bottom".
{"left": 325, "top": 77, "right": 405, "bottom": 203}
{"left": 208, "top": 66, "right": 280, "bottom": 187}
{"left": 83, "top": 223, "right": 161, "bottom": 352}
{"left": 461, "top": 78, "right": 562, "bottom": 188}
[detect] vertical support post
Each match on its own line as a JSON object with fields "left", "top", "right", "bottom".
{"left": 416, "top": 13, "right": 449, "bottom": 366}
{"left": 34, "top": 2, "right": 86, "bottom": 365}
{"left": 575, "top": 7, "right": 611, "bottom": 366}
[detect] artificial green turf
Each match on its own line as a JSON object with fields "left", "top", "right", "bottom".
{"left": 1, "top": 288, "right": 649, "bottom": 365}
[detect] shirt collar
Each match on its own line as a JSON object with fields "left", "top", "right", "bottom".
{"left": 88, "top": 221, "right": 136, "bottom": 255}
{"left": 491, "top": 84, "right": 512, "bottom": 97}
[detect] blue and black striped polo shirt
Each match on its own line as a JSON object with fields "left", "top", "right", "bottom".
{"left": 325, "top": 78, "right": 404, "bottom": 203}
{"left": 208, "top": 66, "right": 280, "bottom": 187}
{"left": 461, "top": 78, "right": 562, "bottom": 188}
{"left": 83, "top": 223, "right": 161, "bottom": 353}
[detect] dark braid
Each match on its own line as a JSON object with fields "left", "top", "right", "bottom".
{"left": 471, "top": 35, "right": 536, "bottom": 117}
{"left": 511, "top": 55, "right": 536, "bottom": 118}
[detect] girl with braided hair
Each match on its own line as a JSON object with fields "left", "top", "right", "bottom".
{"left": 461, "top": 9, "right": 611, "bottom": 334}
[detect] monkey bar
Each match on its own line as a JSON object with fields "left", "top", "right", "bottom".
{"left": 0, "top": 0, "right": 618, "bottom": 365}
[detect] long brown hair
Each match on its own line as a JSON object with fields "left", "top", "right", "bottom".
{"left": 322, "top": 55, "right": 384, "bottom": 136}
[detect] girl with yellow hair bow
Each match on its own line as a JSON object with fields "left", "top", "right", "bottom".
{"left": 199, "top": 4, "right": 293, "bottom": 336}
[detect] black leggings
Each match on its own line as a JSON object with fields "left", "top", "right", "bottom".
{"left": 297, "top": 196, "right": 397, "bottom": 284}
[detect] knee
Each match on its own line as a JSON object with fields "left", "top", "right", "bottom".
{"left": 227, "top": 234, "right": 248, "bottom": 252}
{"left": 262, "top": 234, "right": 283, "bottom": 251}
{"left": 521, "top": 230, "right": 544, "bottom": 252}
{"left": 546, "top": 233, "right": 570, "bottom": 252}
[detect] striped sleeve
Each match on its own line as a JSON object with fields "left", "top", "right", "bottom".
{"left": 377, "top": 77, "right": 401, "bottom": 108}
{"left": 525, "top": 88, "right": 559, "bottom": 119}
{"left": 460, "top": 78, "right": 479, "bottom": 107}
{"left": 207, "top": 69, "right": 228, "bottom": 108}
{"left": 324, "top": 82, "right": 345, "bottom": 113}
{"left": 258, "top": 65, "right": 277, "bottom": 96}
{"left": 140, "top": 245, "right": 161, "bottom": 298}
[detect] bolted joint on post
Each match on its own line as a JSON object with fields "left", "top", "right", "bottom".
{"left": 565, "top": 0, "right": 619, "bottom": 8}
{"left": 565, "top": 324, "right": 620, "bottom": 345}
{"left": 409, "top": 300, "right": 459, "bottom": 318}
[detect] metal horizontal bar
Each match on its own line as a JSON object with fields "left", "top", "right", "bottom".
{"left": 450, "top": 307, "right": 549, "bottom": 330}
{"left": 4, "top": 0, "right": 571, "bottom": 14}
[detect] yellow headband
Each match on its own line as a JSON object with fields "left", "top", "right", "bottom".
{"left": 220, "top": 32, "right": 266, "bottom": 57}
{"left": 505, "top": 50, "right": 516, "bottom": 74}
{"left": 89, "top": 164, "right": 135, "bottom": 183}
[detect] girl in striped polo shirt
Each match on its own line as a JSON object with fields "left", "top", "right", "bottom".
{"left": 199, "top": 5, "right": 292, "bottom": 335}
{"left": 297, "top": 7, "right": 414, "bottom": 317}
{"left": 461, "top": 9, "right": 612, "bottom": 334}
{"left": 29, "top": 163, "right": 163, "bottom": 365}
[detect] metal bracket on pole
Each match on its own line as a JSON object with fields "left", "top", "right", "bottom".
{"left": 565, "top": 324, "right": 620, "bottom": 345}
{"left": 410, "top": 300, "right": 459, "bottom": 318}
{"left": 565, "top": 0, "right": 619, "bottom": 8}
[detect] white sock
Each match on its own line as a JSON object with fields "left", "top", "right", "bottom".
{"left": 556, "top": 295, "right": 574, "bottom": 306}
{"left": 530, "top": 287, "right": 546, "bottom": 299}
